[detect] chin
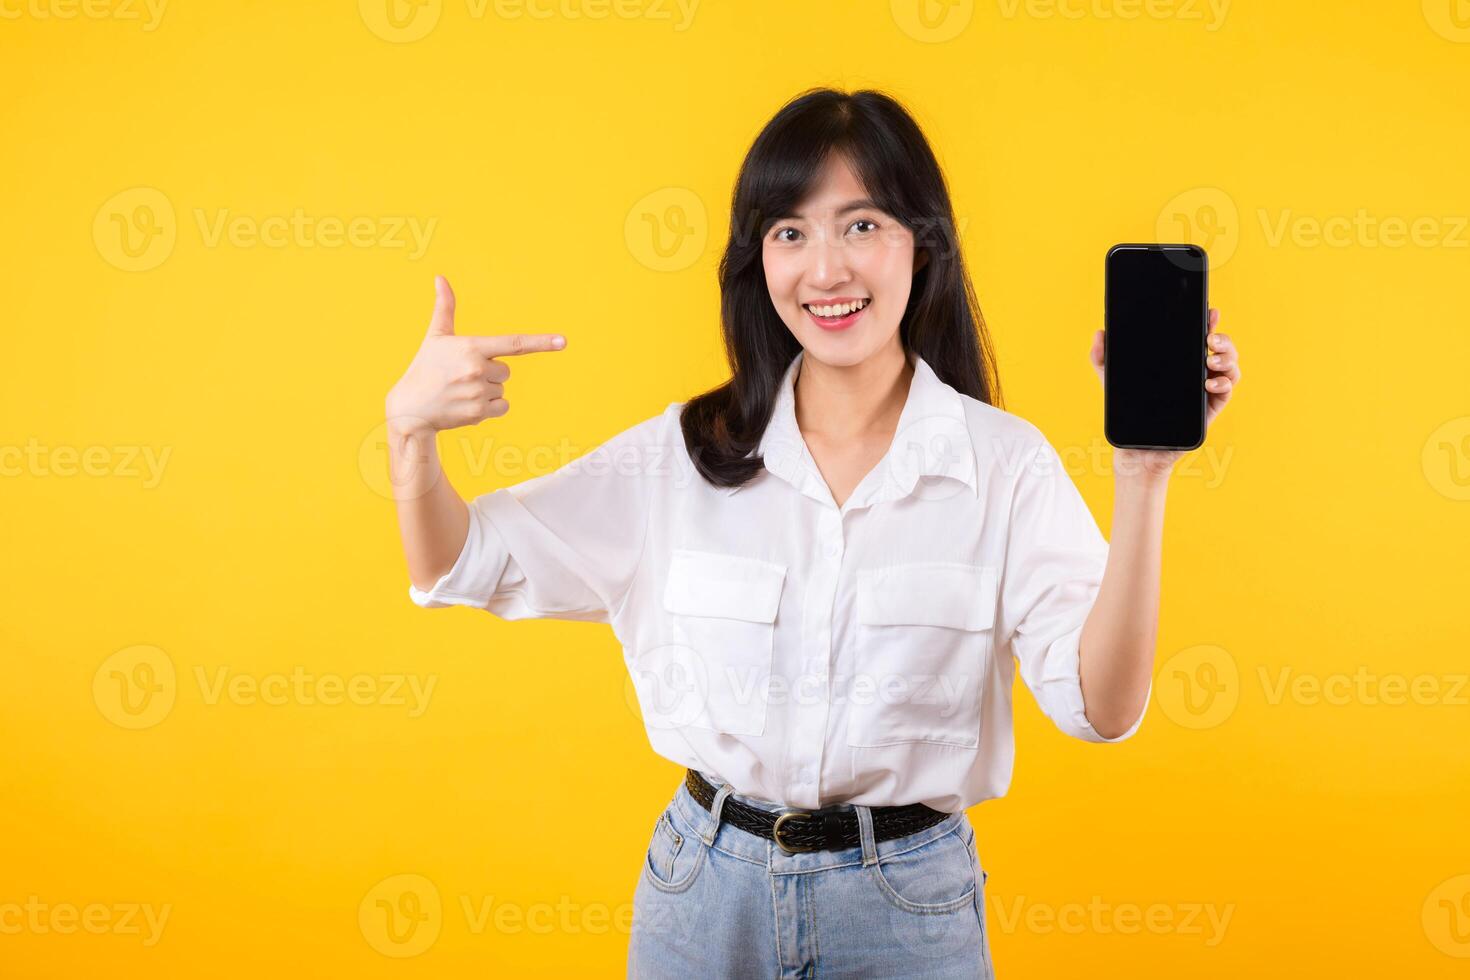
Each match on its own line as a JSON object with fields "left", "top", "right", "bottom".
{"left": 797, "top": 333, "right": 881, "bottom": 369}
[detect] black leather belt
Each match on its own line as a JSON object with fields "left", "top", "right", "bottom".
{"left": 684, "top": 769, "right": 951, "bottom": 854}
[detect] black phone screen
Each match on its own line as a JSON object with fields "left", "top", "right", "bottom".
{"left": 1104, "top": 244, "right": 1208, "bottom": 450}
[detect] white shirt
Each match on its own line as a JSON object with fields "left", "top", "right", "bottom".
{"left": 410, "top": 348, "right": 1149, "bottom": 812}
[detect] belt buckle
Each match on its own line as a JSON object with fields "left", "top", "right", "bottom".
{"left": 772, "top": 810, "right": 819, "bottom": 854}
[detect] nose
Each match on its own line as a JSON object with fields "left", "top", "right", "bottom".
{"left": 807, "top": 233, "right": 851, "bottom": 291}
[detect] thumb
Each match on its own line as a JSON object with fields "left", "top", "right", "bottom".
{"left": 426, "top": 275, "right": 456, "bottom": 337}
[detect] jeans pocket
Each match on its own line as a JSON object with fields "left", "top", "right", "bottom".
{"left": 869, "top": 827, "right": 978, "bottom": 915}
{"left": 967, "top": 822, "right": 989, "bottom": 888}
{"left": 963, "top": 825, "right": 996, "bottom": 978}
{"left": 642, "top": 805, "right": 707, "bottom": 894}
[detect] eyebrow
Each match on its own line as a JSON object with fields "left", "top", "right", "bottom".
{"left": 781, "top": 198, "right": 882, "bottom": 220}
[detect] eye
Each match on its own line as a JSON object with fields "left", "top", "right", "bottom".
{"left": 850, "top": 218, "right": 878, "bottom": 234}
{"left": 772, "top": 226, "right": 803, "bottom": 243}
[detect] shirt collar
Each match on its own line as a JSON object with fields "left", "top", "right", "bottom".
{"left": 723, "top": 347, "right": 979, "bottom": 509}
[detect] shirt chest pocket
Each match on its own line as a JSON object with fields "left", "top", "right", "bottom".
{"left": 650, "top": 549, "right": 787, "bottom": 738}
{"left": 848, "top": 562, "right": 997, "bottom": 749}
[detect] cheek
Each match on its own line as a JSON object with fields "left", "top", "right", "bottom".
{"left": 855, "top": 244, "right": 915, "bottom": 299}
{"left": 762, "top": 249, "right": 801, "bottom": 303}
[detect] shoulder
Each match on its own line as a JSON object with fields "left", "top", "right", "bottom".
{"left": 547, "top": 405, "right": 680, "bottom": 482}
{"left": 593, "top": 402, "right": 682, "bottom": 449}
{"left": 949, "top": 395, "right": 1099, "bottom": 538}
{"left": 953, "top": 391, "right": 1053, "bottom": 460}
{"left": 571, "top": 402, "right": 692, "bottom": 477}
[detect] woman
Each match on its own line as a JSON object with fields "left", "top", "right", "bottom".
{"left": 384, "top": 88, "right": 1241, "bottom": 978}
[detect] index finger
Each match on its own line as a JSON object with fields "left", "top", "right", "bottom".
{"left": 466, "top": 333, "right": 568, "bottom": 357}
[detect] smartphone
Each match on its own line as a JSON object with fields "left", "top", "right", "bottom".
{"left": 1103, "top": 243, "right": 1208, "bottom": 451}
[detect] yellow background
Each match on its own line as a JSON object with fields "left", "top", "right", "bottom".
{"left": 4, "top": 0, "right": 1469, "bottom": 975}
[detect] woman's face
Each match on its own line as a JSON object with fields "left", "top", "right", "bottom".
{"left": 762, "top": 152, "right": 927, "bottom": 369}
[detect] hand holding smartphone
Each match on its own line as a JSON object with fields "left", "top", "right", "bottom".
{"left": 1103, "top": 244, "right": 1209, "bottom": 451}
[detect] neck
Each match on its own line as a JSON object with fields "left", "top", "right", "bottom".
{"left": 793, "top": 342, "right": 914, "bottom": 442}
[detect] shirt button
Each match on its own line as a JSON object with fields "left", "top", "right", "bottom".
{"left": 825, "top": 541, "right": 840, "bottom": 558}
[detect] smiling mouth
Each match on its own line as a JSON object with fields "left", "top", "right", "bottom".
{"left": 802, "top": 297, "right": 870, "bottom": 318}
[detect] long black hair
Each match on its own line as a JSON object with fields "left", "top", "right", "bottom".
{"left": 680, "top": 87, "right": 1002, "bottom": 489}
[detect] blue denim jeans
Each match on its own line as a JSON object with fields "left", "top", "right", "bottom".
{"left": 628, "top": 773, "right": 994, "bottom": 978}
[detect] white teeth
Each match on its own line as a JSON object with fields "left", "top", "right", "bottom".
{"left": 806, "top": 298, "right": 868, "bottom": 317}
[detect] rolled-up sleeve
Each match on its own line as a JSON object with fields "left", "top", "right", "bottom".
{"left": 408, "top": 408, "right": 666, "bottom": 624}
{"left": 999, "top": 437, "right": 1150, "bottom": 743}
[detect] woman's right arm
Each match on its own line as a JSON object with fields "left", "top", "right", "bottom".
{"left": 384, "top": 275, "right": 566, "bottom": 592}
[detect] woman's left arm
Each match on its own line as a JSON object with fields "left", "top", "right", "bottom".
{"left": 1078, "top": 308, "right": 1241, "bottom": 737}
